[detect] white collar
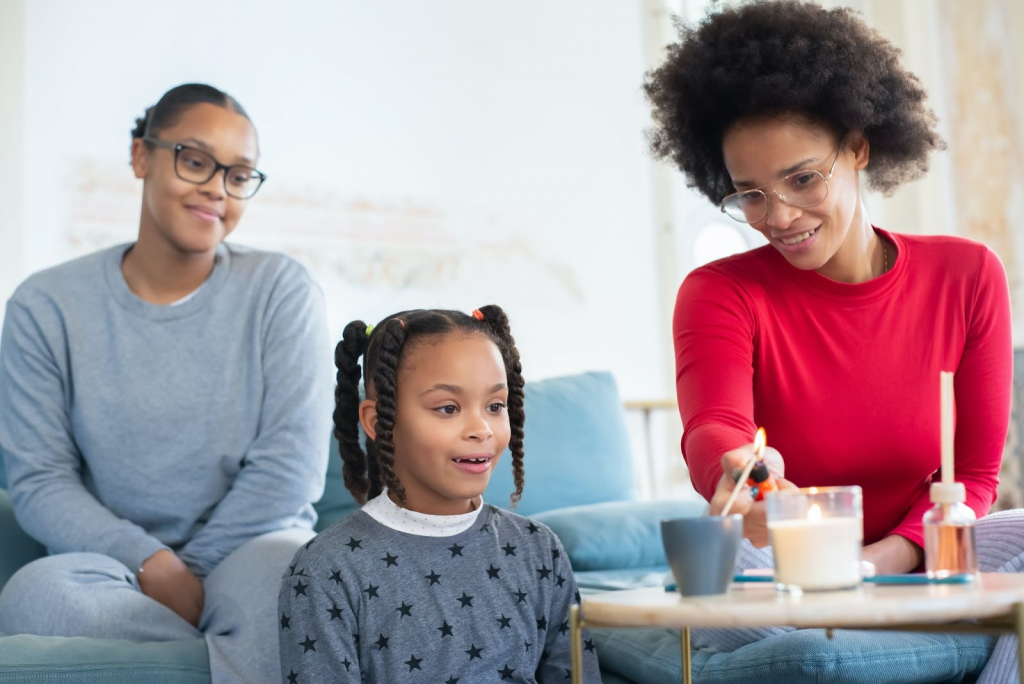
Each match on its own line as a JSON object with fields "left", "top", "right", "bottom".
{"left": 361, "top": 488, "right": 483, "bottom": 537}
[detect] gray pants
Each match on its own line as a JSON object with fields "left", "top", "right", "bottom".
{"left": 0, "top": 527, "right": 312, "bottom": 684}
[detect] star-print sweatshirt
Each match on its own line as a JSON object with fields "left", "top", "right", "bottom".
{"left": 278, "top": 503, "right": 602, "bottom": 683}
{"left": 0, "top": 242, "right": 333, "bottom": 577}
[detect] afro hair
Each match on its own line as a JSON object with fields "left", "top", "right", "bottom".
{"left": 644, "top": 0, "right": 946, "bottom": 204}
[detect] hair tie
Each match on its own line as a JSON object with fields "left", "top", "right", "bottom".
{"left": 472, "top": 309, "right": 485, "bottom": 320}
{"left": 365, "top": 324, "right": 375, "bottom": 336}
{"left": 398, "top": 319, "right": 406, "bottom": 328}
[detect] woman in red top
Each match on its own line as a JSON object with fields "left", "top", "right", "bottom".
{"left": 632, "top": 2, "right": 1020, "bottom": 682}
{"left": 647, "top": 3, "right": 1011, "bottom": 574}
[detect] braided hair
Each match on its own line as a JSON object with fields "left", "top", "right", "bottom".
{"left": 333, "top": 321, "right": 371, "bottom": 503}
{"left": 333, "top": 306, "right": 526, "bottom": 507}
{"left": 475, "top": 305, "right": 525, "bottom": 506}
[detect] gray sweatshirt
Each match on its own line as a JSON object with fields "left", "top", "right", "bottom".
{"left": 0, "top": 242, "right": 332, "bottom": 577}
{"left": 278, "top": 505, "right": 602, "bottom": 683}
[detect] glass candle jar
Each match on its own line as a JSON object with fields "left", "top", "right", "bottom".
{"left": 765, "top": 486, "right": 864, "bottom": 592}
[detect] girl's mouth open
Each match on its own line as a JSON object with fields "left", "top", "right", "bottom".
{"left": 453, "top": 455, "right": 493, "bottom": 474}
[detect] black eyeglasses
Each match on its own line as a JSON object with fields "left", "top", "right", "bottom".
{"left": 144, "top": 137, "right": 267, "bottom": 199}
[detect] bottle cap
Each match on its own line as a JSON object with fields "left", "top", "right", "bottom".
{"left": 930, "top": 482, "right": 966, "bottom": 504}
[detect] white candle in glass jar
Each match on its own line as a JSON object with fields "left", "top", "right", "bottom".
{"left": 769, "top": 503, "right": 863, "bottom": 591}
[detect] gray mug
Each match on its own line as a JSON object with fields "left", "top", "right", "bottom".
{"left": 661, "top": 515, "right": 743, "bottom": 596}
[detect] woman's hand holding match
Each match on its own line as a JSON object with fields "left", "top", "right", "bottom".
{"left": 709, "top": 444, "right": 795, "bottom": 547}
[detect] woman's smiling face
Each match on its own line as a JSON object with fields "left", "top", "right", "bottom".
{"left": 131, "top": 102, "right": 259, "bottom": 256}
{"left": 722, "top": 116, "right": 869, "bottom": 277}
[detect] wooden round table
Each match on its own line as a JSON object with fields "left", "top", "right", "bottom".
{"left": 570, "top": 573, "right": 1024, "bottom": 684}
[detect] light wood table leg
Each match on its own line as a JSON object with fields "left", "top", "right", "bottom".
{"left": 570, "top": 604, "right": 583, "bottom": 684}
{"left": 682, "top": 626, "right": 692, "bottom": 684}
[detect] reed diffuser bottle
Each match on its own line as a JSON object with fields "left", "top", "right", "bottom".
{"left": 923, "top": 482, "right": 978, "bottom": 579}
{"left": 923, "top": 371, "right": 979, "bottom": 580}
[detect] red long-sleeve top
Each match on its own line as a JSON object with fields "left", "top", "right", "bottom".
{"left": 674, "top": 229, "right": 1012, "bottom": 547}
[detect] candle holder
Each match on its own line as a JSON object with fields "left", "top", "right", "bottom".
{"left": 765, "top": 486, "right": 864, "bottom": 593}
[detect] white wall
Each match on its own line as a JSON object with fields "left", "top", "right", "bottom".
{"left": 5, "top": 0, "right": 672, "bottom": 405}
{"left": 0, "top": 0, "right": 25, "bottom": 306}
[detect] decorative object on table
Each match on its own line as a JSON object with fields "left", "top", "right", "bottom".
{"left": 923, "top": 371, "right": 980, "bottom": 580}
{"left": 661, "top": 514, "right": 742, "bottom": 596}
{"left": 765, "top": 485, "right": 864, "bottom": 592}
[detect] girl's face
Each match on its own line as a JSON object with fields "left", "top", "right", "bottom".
{"left": 130, "top": 102, "right": 258, "bottom": 256}
{"left": 387, "top": 332, "right": 511, "bottom": 516}
{"left": 721, "top": 116, "right": 869, "bottom": 279}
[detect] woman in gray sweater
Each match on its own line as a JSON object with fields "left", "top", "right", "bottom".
{"left": 0, "top": 83, "right": 332, "bottom": 684}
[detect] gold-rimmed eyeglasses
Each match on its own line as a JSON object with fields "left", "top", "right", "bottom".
{"left": 719, "top": 141, "right": 844, "bottom": 224}
{"left": 144, "top": 137, "right": 266, "bottom": 200}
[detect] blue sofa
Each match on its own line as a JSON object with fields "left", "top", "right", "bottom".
{"left": 0, "top": 371, "right": 701, "bottom": 683}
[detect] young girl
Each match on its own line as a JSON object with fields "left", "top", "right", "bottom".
{"left": 279, "top": 306, "right": 601, "bottom": 683}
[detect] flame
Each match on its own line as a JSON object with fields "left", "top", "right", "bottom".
{"left": 808, "top": 503, "right": 823, "bottom": 523}
{"left": 753, "top": 427, "right": 766, "bottom": 459}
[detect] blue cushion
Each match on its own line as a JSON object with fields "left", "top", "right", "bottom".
{"left": 534, "top": 499, "right": 706, "bottom": 571}
{"left": 0, "top": 635, "right": 210, "bottom": 683}
{"left": 485, "top": 372, "right": 634, "bottom": 516}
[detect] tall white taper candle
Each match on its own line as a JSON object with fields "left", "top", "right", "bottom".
{"left": 940, "top": 371, "right": 955, "bottom": 485}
